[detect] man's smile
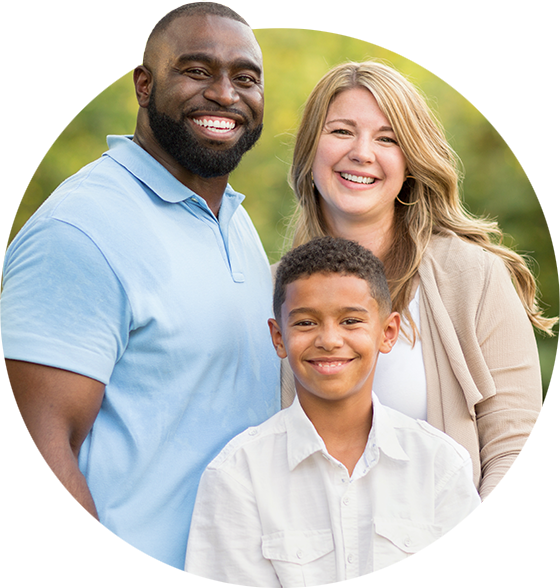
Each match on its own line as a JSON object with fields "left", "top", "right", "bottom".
{"left": 192, "top": 115, "right": 238, "bottom": 133}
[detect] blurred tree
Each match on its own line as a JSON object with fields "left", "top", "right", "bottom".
{"left": 0, "top": 29, "right": 560, "bottom": 564}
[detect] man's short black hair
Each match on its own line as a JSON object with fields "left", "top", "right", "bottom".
{"left": 148, "top": 2, "right": 249, "bottom": 43}
{"left": 273, "top": 236, "right": 392, "bottom": 321}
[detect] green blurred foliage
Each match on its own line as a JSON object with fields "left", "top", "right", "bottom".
{"left": 0, "top": 29, "right": 560, "bottom": 560}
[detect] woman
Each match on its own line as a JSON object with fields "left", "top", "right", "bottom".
{"left": 280, "top": 60, "right": 556, "bottom": 500}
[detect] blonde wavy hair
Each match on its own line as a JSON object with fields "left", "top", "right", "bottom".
{"left": 288, "top": 60, "right": 556, "bottom": 337}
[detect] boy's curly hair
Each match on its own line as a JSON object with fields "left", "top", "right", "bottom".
{"left": 273, "top": 236, "right": 391, "bottom": 320}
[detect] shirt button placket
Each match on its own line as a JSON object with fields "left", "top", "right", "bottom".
{"left": 341, "top": 484, "right": 359, "bottom": 579}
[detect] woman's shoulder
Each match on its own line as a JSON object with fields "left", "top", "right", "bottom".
{"left": 419, "top": 231, "right": 510, "bottom": 305}
{"left": 423, "top": 231, "right": 499, "bottom": 275}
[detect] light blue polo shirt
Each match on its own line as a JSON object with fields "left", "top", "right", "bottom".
{"left": 1, "top": 135, "right": 280, "bottom": 568}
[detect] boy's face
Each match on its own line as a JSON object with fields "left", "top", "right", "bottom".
{"left": 269, "top": 272, "right": 400, "bottom": 406}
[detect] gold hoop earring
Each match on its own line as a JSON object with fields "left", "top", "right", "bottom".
{"left": 396, "top": 175, "right": 419, "bottom": 206}
{"left": 311, "top": 172, "right": 315, "bottom": 189}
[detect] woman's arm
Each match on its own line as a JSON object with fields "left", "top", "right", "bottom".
{"left": 420, "top": 235, "right": 543, "bottom": 499}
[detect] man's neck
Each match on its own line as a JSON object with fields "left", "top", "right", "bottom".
{"left": 132, "top": 132, "right": 227, "bottom": 218}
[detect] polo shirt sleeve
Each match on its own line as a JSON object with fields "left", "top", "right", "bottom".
{"left": 1, "top": 218, "right": 132, "bottom": 385}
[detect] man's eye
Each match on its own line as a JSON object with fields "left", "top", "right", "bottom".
{"left": 186, "top": 68, "right": 208, "bottom": 77}
{"left": 236, "top": 74, "right": 258, "bottom": 85}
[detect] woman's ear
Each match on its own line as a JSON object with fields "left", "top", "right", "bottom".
{"left": 268, "top": 318, "right": 287, "bottom": 359}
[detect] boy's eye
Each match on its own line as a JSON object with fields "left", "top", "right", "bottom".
{"left": 294, "top": 320, "right": 315, "bottom": 327}
{"left": 342, "top": 318, "right": 363, "bottom": 326}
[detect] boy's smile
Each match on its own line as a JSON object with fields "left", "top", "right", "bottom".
{"left": 269, "top": 272, "right": 400, "bottom": 407}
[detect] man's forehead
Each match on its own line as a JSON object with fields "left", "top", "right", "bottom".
{"left": 156, "top": 13, "right": 262, "bottom": 65}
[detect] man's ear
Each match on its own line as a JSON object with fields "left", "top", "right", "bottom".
{"left": 268, "top": 318, "right": 287, "bottom": 359}
{"left": 133, "top": 65, "right": 153, "bottom": 108}
{"left": 379, "top": 311, "right": 401, "bottom": 354}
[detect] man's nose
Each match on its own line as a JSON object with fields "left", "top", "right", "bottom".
{"left": 203, "top": 75, "right": 239, "bottom": 107}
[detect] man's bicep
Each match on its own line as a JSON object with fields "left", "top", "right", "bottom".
{"left": 7, "top": 359, "right": 105, "bottom": 457}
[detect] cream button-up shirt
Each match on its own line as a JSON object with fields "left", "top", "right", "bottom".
{"left": 185, "top": 394, "right": 480, "bottom": 586}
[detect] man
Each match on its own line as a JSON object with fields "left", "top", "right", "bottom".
{"left": 1, "top": 3, "right": 279, "bottom": 570}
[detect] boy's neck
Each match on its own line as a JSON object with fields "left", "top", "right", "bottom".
{"left": 298, "top": 392, "right": 373, "bottom": 477}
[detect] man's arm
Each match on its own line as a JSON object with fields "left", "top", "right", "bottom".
{"left": 0, "top": 359, "right": 116, "bottom": 588}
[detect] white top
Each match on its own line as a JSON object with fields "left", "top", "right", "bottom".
{"left": 185, "top": 394, "right": 480, "bottom": 586}
{"left": 374, "top": 287, "right": 427, "bottom": 420}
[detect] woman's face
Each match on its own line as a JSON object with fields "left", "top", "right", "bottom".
{"left": 312, "top": 87, "right": 407, "bottom": 230}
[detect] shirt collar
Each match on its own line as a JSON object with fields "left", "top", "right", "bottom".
{"left": 285, "top": 392, "right": 409, "bottom": 471}
{"left": 103, "top": 135, "right": 245, "bottom": 210}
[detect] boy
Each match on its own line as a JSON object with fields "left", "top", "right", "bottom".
{"left": 185, "top": 236, "right": 480, "bottom": 586}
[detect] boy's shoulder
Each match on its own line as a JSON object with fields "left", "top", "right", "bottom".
{"left": 380, "top": 402, "right": 471, "bottom": 464}
{"left": 206, "top": 408, "right": 289, "bottom": 472}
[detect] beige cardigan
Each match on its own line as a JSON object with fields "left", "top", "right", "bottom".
{"left": 277, "top": 233, "right": 542, "bottom": 500}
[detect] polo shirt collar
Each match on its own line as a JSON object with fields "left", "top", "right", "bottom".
{"left": 285, "top": 392, "right": 409, "bottom": 471}
{"left": 103, "top": 135, "right": 245, "bottom": 209}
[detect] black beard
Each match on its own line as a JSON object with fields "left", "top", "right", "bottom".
{"left": 147, "top": 88, "right": 263, "bottom": 179}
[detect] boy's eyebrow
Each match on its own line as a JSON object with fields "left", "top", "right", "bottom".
{"left": 287, "top": 306, "right": 370, "bottom": 318}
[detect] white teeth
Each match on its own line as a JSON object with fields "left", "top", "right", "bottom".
{"left": 341, "top": 172, "right": 375, "bottom": 184}
{"left": 316, "top": 361, "right": 345, "bottom": 368}
{"left": 193, "top": 118, "right": 236, "bottom": 132}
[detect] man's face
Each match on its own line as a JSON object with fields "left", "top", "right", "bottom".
{"left": 147, "top": 14, "right": 264, "bottom": 178}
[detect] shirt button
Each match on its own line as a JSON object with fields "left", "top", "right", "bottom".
{"left": 343, "top": 496, "right": 350, "bottom": 505}
{"left": 403, "top": 536, "right": 411, "bottom": 548}
{"left": 347, "top": 554, "right": 355, "bottom": 563}
{"left": 248, "top": 428, "right": 259, "bottom": 436}
{"left": 296, "top": 549, "right": 304, "bottom": 559}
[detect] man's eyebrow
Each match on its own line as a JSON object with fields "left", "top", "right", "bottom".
{"left": 175, "top": 53, "right": 262, "bottom": 76}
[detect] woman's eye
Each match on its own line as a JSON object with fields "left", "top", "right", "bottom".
{"left": 378, "top": 136, "right": 398, "bottom": 145}
{"left": 332, "top": 128, "right": 352, "bottom": 136}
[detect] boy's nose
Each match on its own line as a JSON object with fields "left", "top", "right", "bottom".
{"left": 315, "top": 324, "right": 343, "bottom": 350}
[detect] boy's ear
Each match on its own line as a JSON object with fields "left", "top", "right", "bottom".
{"left": 379, "top": 311, "right": 401, "bottom": 354}
{"left": 268, "top": 318, "right": 287, "bottom": 359}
